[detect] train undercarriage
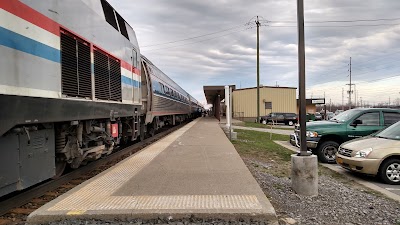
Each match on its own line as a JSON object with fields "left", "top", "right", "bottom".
{"left": 0, "top": 112, "right": 195, "bottom": 197}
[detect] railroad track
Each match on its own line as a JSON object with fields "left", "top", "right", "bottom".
{"left": 0, "top": 121, "right": 188, "bottom": 224}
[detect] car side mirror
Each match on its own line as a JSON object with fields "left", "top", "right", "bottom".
{"left": 351, "top": 119, "right": 362, "bottom": 127}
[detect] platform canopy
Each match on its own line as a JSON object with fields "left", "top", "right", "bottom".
{"left": 203, "top": 85, "right": 235, "bottom": 104}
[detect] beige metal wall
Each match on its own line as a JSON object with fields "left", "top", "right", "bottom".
{"left": 233, "top": 87, "right": 296, "bottom": 119}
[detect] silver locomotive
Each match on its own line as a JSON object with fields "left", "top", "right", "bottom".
{"left": 0, "top": 0, "right": 203, "bottom": 197}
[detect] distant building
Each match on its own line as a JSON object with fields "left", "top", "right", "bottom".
{"left": 296, "top": 98, "right": 325, "bottom": 114}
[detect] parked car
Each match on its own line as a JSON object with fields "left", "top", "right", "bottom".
{"left": 260, "top": 112, "right": 297, "bottom": 126}
{"left": 290, "top": 108, "right": 400, "bottom": 163}
{"left": 315, "top": 112, "right": 322, "bottom": 121}
{"left": 336, "top": 121, "right": 400, "bottom": 184}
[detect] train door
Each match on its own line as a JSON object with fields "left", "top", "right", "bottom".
{"left": 132, "top": 48, "right": 140, "bottom": 104}
{"left": 141, "top": 61, "right": 152, "bottom": 117}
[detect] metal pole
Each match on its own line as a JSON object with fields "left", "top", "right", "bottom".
{"left": 349, "top": 57, "right": 352, "bottom": 109}
{"left": 354, "top": 84, "right": 357, "bottom": 108}
{"left": 297, "top": 0, "right": 309, "bottom": 156}
{"left": 225, "top": 86, "right": 230, "bottom": 128}
{"left": 229, "top": 86, "right": 233, "bottom": 140}
{"left": 256, "top": 16, "right": 260, "bottom": 123}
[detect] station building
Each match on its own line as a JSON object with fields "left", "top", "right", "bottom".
{"left": 204, "top": 85, "right": 328, "bottom": 122}
{"left": 296, "top": 98, "right": 325, "bottom": 114}
{"left": 232, "top": 86, "right": 297, "bottom": 121}
{"left": 204, "top": 85, "right": 297, "bottom": 122}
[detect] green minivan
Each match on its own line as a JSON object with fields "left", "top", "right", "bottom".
{"left": 290, "top": 108, "right": 400, "bottom": 163}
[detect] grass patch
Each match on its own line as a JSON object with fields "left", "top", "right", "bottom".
{"left": 236, "top": 121, "right": 295, "bottom": 131}
{"left": 232, "top": 129, "right": 292, "bottom": 161}
{"left": 232, "top": 129, "right": 293, "bottom": 177}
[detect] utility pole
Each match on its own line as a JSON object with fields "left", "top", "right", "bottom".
{"left": 342, "top": 88, "right": 344, "bottom": 110}
{"left": 356, "top": 90, "right": 359, "bottom": 108}
{"left": 324, "top": 92, "right": 327, "bottom": 119}
{"left": 346, "top": 57, "right": 352, "bottom": 109}
{"left": 297, "top": 1, "right": 307, "bottom": 155}
{"left": 256, "top": 16, "right": 260, "bottom": 123}
{"left": 360, "top": 97, "right": 363, "bottom": 108}
{"left": 329, "top": 98, "right": 332, "bottom": 112}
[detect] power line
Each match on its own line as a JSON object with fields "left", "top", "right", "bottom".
{"left": 144, "top": 25, "right": 256, "bottom": 52}
{"left": 263, "top": 23, "right": 400, "bottom": 28}
{"left": 141, "top": 23, "right": 250, "bottom": 48}
{"left": 303, "top": 50, "right": 400, "bottom": 85}
{"left": 308, "top": 73, "right": 400, "bottom": 93}
{"left": 260, "top": 17, "right": 400, "bottom": 23}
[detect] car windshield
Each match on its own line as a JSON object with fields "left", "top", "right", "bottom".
{"left": 375, "top": 121, "right": 400, "bottom": 140}
{"left": 329, "top": 109, "right": 361, "bottom": 122}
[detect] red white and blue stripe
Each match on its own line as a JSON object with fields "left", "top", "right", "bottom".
{"left": 0, "top": 0, "right": 141, "bottom": 98}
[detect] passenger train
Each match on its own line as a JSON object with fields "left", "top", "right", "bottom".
{"left": 0, "top": 0, "right": 203, "bottom": 197}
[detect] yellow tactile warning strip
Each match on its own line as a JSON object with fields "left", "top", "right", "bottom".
{"left": 47, "top": 119, "right": 262, "bottom": 212}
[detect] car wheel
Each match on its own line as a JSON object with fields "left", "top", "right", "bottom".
{"left": 317, "top": 141, "right": 339, "bottom": 163}
{"left": 379, "top": 159, "right": 400, "bottom": 185}
{"left": 262, "top": 120, "right": 267, "bottom": 124}
{"left": 288, "top": 121, "right": 294, "bottom": 126}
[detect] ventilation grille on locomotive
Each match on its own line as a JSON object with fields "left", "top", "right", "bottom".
{"left": 94, "top": 50, "right": 122, "bottom": 102}
{"left": 61, "top": 33, "right": 92, "bottom": 98}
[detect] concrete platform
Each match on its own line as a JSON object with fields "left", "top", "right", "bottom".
{"left": 27, "top": 117, "right": 277, "bottom": 224}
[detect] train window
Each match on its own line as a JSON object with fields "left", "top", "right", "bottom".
{"left": 100, "top": 0, "right": 118, "bottom": 31}
{"left": 116, "top": 12, "right": 129, "bottom": 40}
{"left": 132, "top": 49, "right": 137, "bottom": 68}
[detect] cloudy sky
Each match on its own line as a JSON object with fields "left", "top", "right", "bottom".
{"left": 108, "top": 0, "right": 400, "bottom": 107}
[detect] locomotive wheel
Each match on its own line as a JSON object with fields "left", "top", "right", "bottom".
{"left": 52, "top": 161, "right": 67, "bottom": 179}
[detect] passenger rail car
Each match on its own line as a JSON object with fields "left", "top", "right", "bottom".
{"left": 141, "top": 56, "right": 195, "bottom": 135}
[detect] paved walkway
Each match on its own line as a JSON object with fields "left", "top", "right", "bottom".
{"left": 28, "top": 117, "right": 277, "bottom": 224}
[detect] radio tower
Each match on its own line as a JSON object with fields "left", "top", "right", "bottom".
{"left": 346, "top": 57, "right": 353, "bottom": 109}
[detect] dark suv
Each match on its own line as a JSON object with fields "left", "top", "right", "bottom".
{"left": 260, "top": 112, "right": 297, "bottom": 126}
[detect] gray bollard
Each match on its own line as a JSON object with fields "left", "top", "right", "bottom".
{"left": 291, "top": 154, "right": 318, "bottom": 196}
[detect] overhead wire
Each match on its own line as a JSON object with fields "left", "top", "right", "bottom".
{"left": 261, "top": 23, "right": 400, "bottom": 28}
{"left": 144, "top": 25, "right": 256, "bottom": 52}
{"left": 141, "top": 23, "right": 250, "bottom": 48}
{"left": 260, "top": 17, "right": 400, "bottom": 23}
